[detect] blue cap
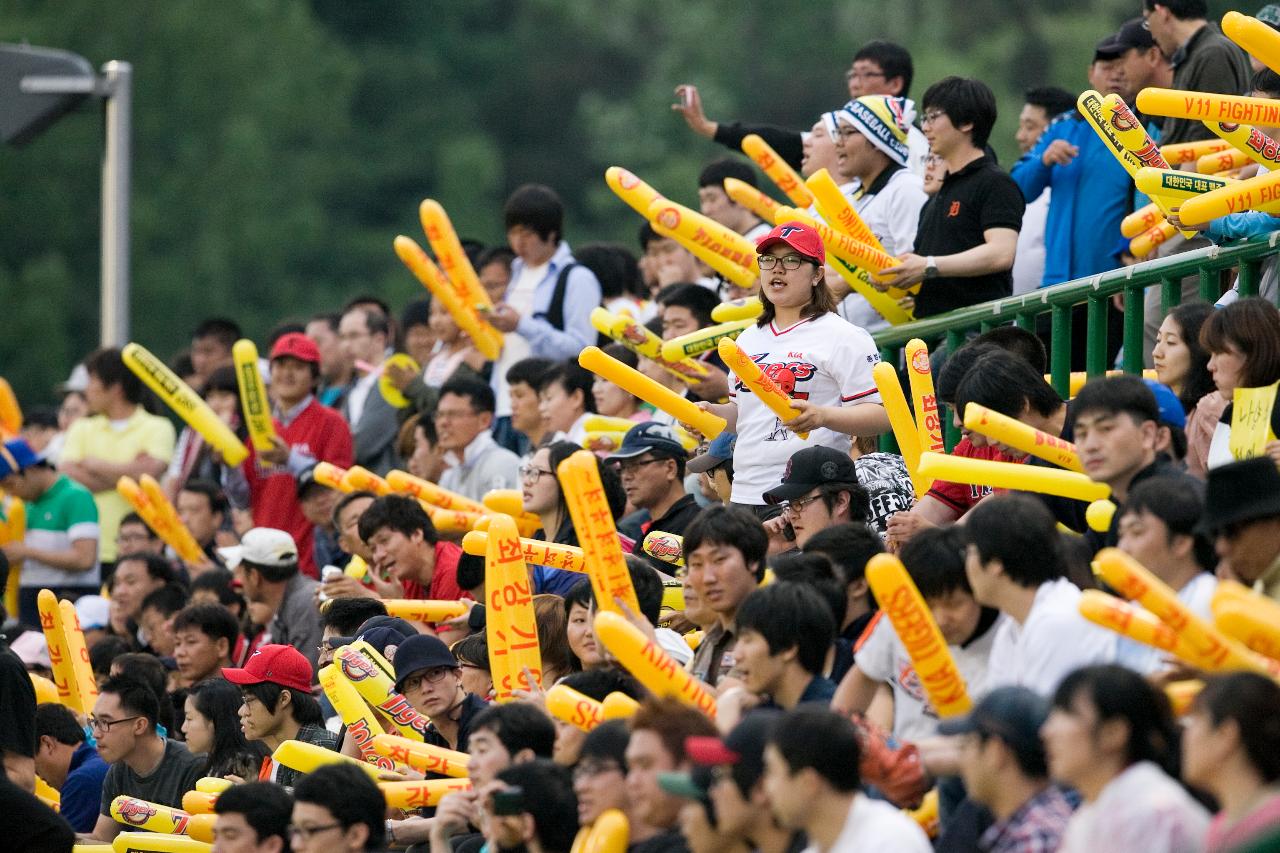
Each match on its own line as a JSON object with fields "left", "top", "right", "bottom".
{"left": 1143, "top": 379, "right": 1186, "bottom": 429}
{"left": 393, "top": 633, "right": 459, "bottom": 692}
{"left": 687, "top": 431, "right": 736, "bottom": 474}
{"left": 607, "top": 421, "right": 688, "bottom": 462}
{"left": 0, "top": 439, "right": 40, "bottom": 479}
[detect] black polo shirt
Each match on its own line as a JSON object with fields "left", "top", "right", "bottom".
{"left": 639, "top": 493, "right": 702, "bottom": 573}
{"left": 912, "top": 155, "right": 1024, "bottom": 318}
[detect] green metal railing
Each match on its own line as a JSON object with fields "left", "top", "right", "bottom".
{"left": 871, "top": 231, "right": 1280, "bottom": 448}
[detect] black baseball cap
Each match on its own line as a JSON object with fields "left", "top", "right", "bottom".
{"left": 1096, "top": 17, "right": 1156, "bottom": 59}
{"left": 937, "top": 686, "right": 1050, "bottom": 770}
{"left": 762, "top": 446, "right": 859, "bottom": 504}
{"left": 608, "top": 422, "right": 689, "bottom": 462}
{"left": 393, "top": 633, "right": 459, "bottom": 692}
{"left": 328, "top": 615, "right": 418, "bottom": 651}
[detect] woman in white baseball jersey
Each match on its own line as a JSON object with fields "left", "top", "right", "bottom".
{"left": 700, "top": 221, "right": 889, "bottom": 509}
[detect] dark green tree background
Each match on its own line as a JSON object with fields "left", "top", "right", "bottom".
{"left": 0, "top": 0, "right": 1241, "bottom": 405}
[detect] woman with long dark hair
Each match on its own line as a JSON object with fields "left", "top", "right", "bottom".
{"left": 182, "top": 678, "right": 268, "bottom": 779}
{"left": 1157, "top": 302, "right": 1223, "bottom": 477}
{"left": 1202, "top": 297, "right": 1280, "bottom": 470}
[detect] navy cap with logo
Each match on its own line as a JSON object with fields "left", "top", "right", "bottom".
{"left": 608, "top": 421, "right": 689, "bottom": 462}
{"left": 763, "top": 446, "right": 859, "bottom": 505}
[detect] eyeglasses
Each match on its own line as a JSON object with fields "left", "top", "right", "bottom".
{"left": 402, "top": 667, "right": 454, "bottom": 693}
{"left": 783, "top": 493, "right": 823, "bottom": 516}
{"left": 573, "top": 760, "right": 622, "bottom": 781}
{"left": 288, "top": 823, "right": 342, "bottom": 840}
{"left": 921, "top": 111, "right": 947, "bottom": 126}
{"left": 616, "top": 456, "right": 667, "bottom": 475}
{"left": 757, "top": 254, "right": 808, "bottom": 271}
{"left": 519, "top": 464, "right": 555, "bottom": 482}
{"left": 845, "top": 69, "right": 886, "bottom": 82}
{"left": 88, "top": 715, "right": 141, "bottom": 732}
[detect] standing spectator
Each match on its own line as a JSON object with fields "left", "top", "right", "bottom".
{"left": 965, "top": 495, "right": 1115, "bottom": 695}
{"left": 1043, "top": 665, "right": 1209, "bottom": 853}
{"left": 1011, "top": 86, "right": 1075, "bottom": 296}
{"left": 339, "top": 307, "right": 400, "bottom": 475}
{"left": 938, "top": 686, "right": 1074, "bottom": 853}
{"left": 880, "top": 77, "right": 1024, "bottom": 317}
{"left": 763, "top": 706, "right": 932, "bottom": 851}
{"left": 211, "top": 781, "right": 294, "bottom": 853}
{"left": 90, "top": 676, "right": 204, "bottom": 841}
{"left": 486, "top": 184, "right": 602, "bottom": 362}
{"left": 436, "top": 375, "right": 521, "bottom": 501}
{"left": 164, "top": 364, "right": 243, "bottom": 499}
{"left": 291, "top": 763, "right": 386, "bottom": 852}
{"left": 0, "top": 438, "right": 99, "bottom": 627}
{"left": 761, "top": 446, "right": 871, "bottom": 548}
{"left": 803, "top": 522, "right": 883, "bottom": 649}
{"left": 231, "top": 332, "right": 353, "bottom": 579}
{"left": 305, "top": 312, "right": 352, "bottom": 409}
{"left": 1109, "top": 17, "right": 1173, "bottom": 101}
{"left": 188, "top": 318, "right": 240, "bottom": 387}
{"left": 1202, "top": 458, "right": 1280, "bottom": 600}
{"left": 33, "top": 702, "right": 108, "bottom": 833}
{"left": 697, "top": 159, "right": 770, "bottom": 240}
{"left": 609, "top": 424, "right": 700, "bottom": 563}
{"left": 59, "top": 346, "right": 176, "bottom": 571}
{"left": 219, "top": 528, "right": 322, "bottom": 672}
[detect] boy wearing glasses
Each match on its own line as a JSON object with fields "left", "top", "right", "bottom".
{"left": 90, "top": 675, "right": 204, "bottom": 841}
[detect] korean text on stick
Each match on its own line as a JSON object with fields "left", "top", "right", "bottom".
{"left": 372, "top": 734, "right": 470, "bottom": 779}
{"left": 557, "top": 450, "right": 643, "bottom": 619}
{"left": 37, "top": 588, "right": 80, "bottom": 710}
{"left": 578, "top": 346, "right": 726, "bottom": 439}
{"left": 717, "top": 338, "right": 808, "bottom": 439}
{"left": 462, "top": 530, "right": 586, "bottom": 572}
{"left": 865, "top": 554, "right": 972, "bottom": 717}
{"left": 59, "top": 597, "right": 98, "bottom": 710}
{"left": 485, "top": 513, "right": 543, "bottom": 701}
{"left": 231, "top": 339, "right": 276, "bottom": 452}
{"left": 384, "top": 469, "right": 488, "bottom": 514}
{"left": 394, "top": 235, "right": 501, "bottom": 360}
{"left": 741, "top": 134, "right": 814, "bottom": 207}
{"left": 962, "top": 403, "right": 1084, "bottom": 472}
{"left": 593, "top": 610, "right": 717, "bottom": 717}
{"left": 318, "top": 664, "right": 397, "bottom": 771}
{"left": 905, "top": 339, "right": 943, "bottom": 455}
{"left": 122, "top": 342, "right": 249, "bottom": 466}
{"left": 872, "top": 362, "right": 926, "bottom": 496}
{"left": 380, "top": 779, "right": 473, "bottom": 810}
{"left": 1204, "top": 120, "right": 1280, "bottom": 171}
{"left": 1176, "top": 167, "right": 1280, "bottom": 225}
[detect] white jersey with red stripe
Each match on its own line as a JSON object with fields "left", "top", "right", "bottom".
{"left": 727, "top": 312, "right": 882, "bottom": 505}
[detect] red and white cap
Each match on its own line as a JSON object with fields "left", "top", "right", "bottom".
{"left": 755, "top": 221, "right": 826, "bottom": 266}
{"left": 222, "top": 644, "right": 313, "bottom": 693}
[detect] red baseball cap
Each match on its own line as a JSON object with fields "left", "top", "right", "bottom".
{"left": 756, "top": 221, "right": 826, "bottom": 266}
{"left": 269, "top": 332, "right": 321, "bottom": 365}
{"left": 222, "top": 644, "right": 313, "bottom": 693}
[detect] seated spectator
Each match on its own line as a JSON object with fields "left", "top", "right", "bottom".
{"left": 220, "top": 528, "right": 322, "bottom": 671}
{"left": 400, "top": 412, "right": 445, "bottom": 488}
{"left": 763, "top": 706, "right": 931, "bottom": 850}
{"left": 1043, "top": 665, "right": 1208, "bottom": 853}
{"left": 573, "top": 720, "right": 634, "bottom": 831}
{"left": 592, "top": 344, "right": 649, "bottom": 423}
{"left": 626, "top": 697, "right": 719, "bottom": 853}
{"left": 107, "top": 652, "right": 176, "bottom": 736}
{"left": 138, "top": 583, "right": 188, "bottom": 658}
{"left": 393, "top": 633, "right": 486, "bottom": 752}
{"left": 1202, "top": 298, "right": 1280, "bottom": 469}
{"left": 211, "top": 780, "right": 294, "bottom": 853}
{"left": 91, "top": 675, "right": 204, "bottom": 840}
{"left": 291, "top": 762, "right": 386, "bottom": 852}
{"left": 339, "top": 307, "right": 401, "bottom": 476}
{"left": 802, "top": 522, "right": 883, "bottom": 649}
{"left": 175, "top": 478, "right": 229, "bottom": 572}
{"left": 357, "top": 495, "right": 465, "bottom": 604}
{"left": 188, "top": 567, "right": 247, "bottom": 628}
{"left": 1154, "top": 302, "right": 1219, "bottom": 477}
{"left": 317, "top": 597, "right": 387, "bottom": 670}
{"left": 1182, "top": 673, "right": 1280, "bottom": 852}
{"left": 222, "top": 644, "right": 336, "bottom": 788}
{"left": 182, "top": 678, "right": 268, "bottom": 779}
{"left": 539, "top": 360, "right": 596, "bottom": 445}
{"left": 564, "top": 581, "right": 605, "bottom": 672}
{"left": 481, "top": 760, "right": 580, "bottom": 853}
{"left": 109, "top": 552, "right": 174, "bottom": 639}
{"left": 1202, "top": 457, "right": 1280, "bottom": 600}
{"left": 762, "top": 446, "right": 872, "bottom": 548}
{"left": 730, "top": 582, "right": 837, "bottom": 715}
{"left": 610, "top": 423, "right": 700, "bottom": 561}
{"left": 436, "top": 375, "right": 521, "bottom": 500}
{"left": 849, "top": 435, "right": 915, "bottom": 537}
{"left": 641, "top": 225, "right": 707, "bottom": 296}
{"left": 115, "top": 511, "right": 165, "bottom": 559}
{"left": 296, "top": 466, "right": 343, "bottom": 572}
{"left": 332, "top": 490, "right": 377, "bottom": 568}
{"left": 452, "top": 632, "right": 494, "bottom": 700}
{"left": 505, "top": 357, "right": 556, "bottom": 456}
{"left": 938, "top": 686, "right": 1074, "bottom": 853}
{"left": 532, "top": 593, "right": 575, "bottom": 686}
{"left": 33, "top": 702, "right": 108, "bottom": 832}
{"left": 697, "top": 158, "right": 769, "bottom": 239}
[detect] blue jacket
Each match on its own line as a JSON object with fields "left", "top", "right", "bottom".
{"left": 1207, "top": 211, "right": 1280, "bottom": 242}
{"left": 1012, "top": 114, "right": 1131, "bottom": 285}
{"left": 61, "top": 741, "right": 109, "bottom": 832}
{"left": 510, "top": 241, "right": 602, "bottom": 360}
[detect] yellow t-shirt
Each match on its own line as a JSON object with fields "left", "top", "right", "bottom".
{"left": 60, "top": 407, "right": 176, "bottom": 562}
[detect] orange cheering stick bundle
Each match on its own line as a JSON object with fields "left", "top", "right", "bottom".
{"left": 864, "top": 554, "right": 972, "bottom": 717}
{"left": 381, "top": 779, "right": 473, "bottom": 810}
{"left": 557, "top": 450, "right": 643, "bottom": 618}
{"left": 805, "top": 168, "right": 886, "bottom": 251}
{"left": 578, "top": 346, "right": 727, "bottom": 438}
{"left": 59, "top": 597, "right": 98, "bottom": 711}
{"left": 962, "top": 403, "right": 1084, "bottom": 472}
{"left": 419, "top": 200, "right": 494, "bottom": 317}
{"left": 1160, "top": 137, "right": 1232, "bottom": 165}
{"left": 463, "top": 530, "right": 586, "bottom": 572}
{"left": 1078, "top": 589, "right": 1186, "bottom": 658}
{"left": 317, "top": 664, "right": 397, "bottom": 771}
{"left": 741, "top": 134, "right": 813, "bottom": 207}
{"left": 1205, "top": 120, "right": 1280, "bottom": 172}
{"left": 385, "top": 469, "right": 488, "bottom": 514}
{"left": 593, "top": 610, "right": 717, "bottom": 717}
{"left": 485, "top": 514, "right": 543, "bottom": 700}
{"left": 341, "top": 465, "right": 392, "bottom": 495}
{"left": 723, "top": 176, "right": 784, "bottom": 224}
{"left": 395, "top": 235, "right": 502, "bottom": 360}
{"left": 311, "top": 461, "right": 349, "bottom": 491}
{"left": 117, "top": 476, "right": 205, "bottom": 564}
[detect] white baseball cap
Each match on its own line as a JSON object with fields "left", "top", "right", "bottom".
{"left": 74, "top": 595, "right": 111, "bottom": 631}
{"left": 217, "top": 528, "right": 298, "bottom": 570}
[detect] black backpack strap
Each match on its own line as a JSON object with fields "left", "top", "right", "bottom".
{"left": 538, "top": 262, "right": 577, "bottom": 332}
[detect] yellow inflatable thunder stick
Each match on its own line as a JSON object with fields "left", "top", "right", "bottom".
{"left": 138, "top": 475, "right": 205, "bottom": 564}
{"left": 905, "top": 339, "right": 944, "bottom": 455}
{"left": 711, "top": 297, "right": 763, "bottom": 323}
{"left": 546, "top": 683, "right": 605, "bottom": 732}
{"left": 1223, "top": 10, "right": 1280, "bottom": 75}
{"left": 1, "top": 492, "right": 22, "bottom": 619}
{"left": 805, "top": 168, "right": 887, "bottom": 250}
{"left": 231, "top": 339, "right": 276, "bottom": 452}
{"left": 1086, "top": 499, "right": 1118, "bottom": 533}
{"left": 774, "top": 206, "right": 897, "bottom": 281}
{"left": 109, "top": 834, "right": 212, "bottom": 853}
{"left": 419, "top": 200, "right": 496, "bottom": 318}
{"left": 1134, "top": 167, "right": 1235, "bottom": 200}
{"left": 1047, "top": 370, "right": 1159, "bottom": 398}
{"left": 571, "top": 809, "right": 629, "bottom": 853}
{"left": 1137, "top": 87, "right": 1280, "bottom": 128}
{"left": 482, "top": 489, "right": 544, "bottom": 533}
{"left": 593, "top": 610, "right": 718, "bottom": 717}
{"left": 660, "top": 319, "right": 755, "bottom": 362}
{"left": 963, "top": 403, "right": 1084, "bottom": 472}
{"left": 601, "top": 691, "right": 641, "bottom": 721}
{"left": 642, "top": 530, "right": 684, "bottom": 568}
{"left": 741, "top": 134, "right": 814, "bottom": 207}
{"left": 318, "top": 664, "right": 396, "bottom": 771}
{"left": 180, "top": 791, "right": 217, "bottom": 816}
{"left": 311, "top": 461, "right": 349, "bottom": 491}
{"left": 1130, "top": 221, "right": 1179, "bottom": 259}
{"left": 372, "top": 734, "right": 470, "bottom": 779}
{"left": 578, "top": 347, "right": 727, "bottom": 439}
{"left": 1103, "top": 93, "right": 1202, "bottom": 237}
{"left": 122, "top": 343, "right": 249, "bottom": 466}
{"left": 1198, "top": 149, "right": 1252, "bottom": 174}
{"left": 382, "top": 599, "right": 471, "bottom": 621}
{"left": 1176, "top": 166, "right": 1280, "bottom": 225}
{"left": 384, "top": 469, "right": 488, "bottom": 514}
{"left": 38, "top": 589, "right": 81, "bottom": 711}
{"left": 196, "top": 778, "right": 233, "bottom": 795}
{"left": 1078, "top": 589, "right": 1188, "bottom": 658}
{"left": 724, "top": 177, "right": 784, "bottom": 224}
{"left": 583, "top": 416, "right": 700, "bottom": 451}
{"left": 646, "top": 198, "right": 761, "bottom": 276}
{"left": 486, "top": 513, "right": 543, "bottom": 701}
{"left": 557, "top": 450, "right": 643, "bottom": 618}
{"left": 341, "top": 465, "right": 392, "bottom": 496}
{"left": 395, "top": 235, "right": 501, "bottom": 360}
{"left": 605, "top": 166, "right": 665, "bottom": 218}
{"left": 1213, "top": 586, "right": 1280, "bottom": 660}
{"left": 109, "top": 796, "right": 214, "bottom": 843}
{"left": 463, "top": 530, "right": 586, "bottom": 573}
{"left": 717, "top": 337, "right": 808, "bottom": 440}
{"left": 650, "top": 220, "right": 759, "bottom": 292}
{"left": 272, "top": 739, "right": 384, "bottom": 781}
{"left": 332, "top": 644, "right": 435, "bottom": 740}
{"left": 427, "top": 507, "right": 486, "bottom": 535}
{"left": 1094, "top": 548, "right": 1280, "bottom": 679}
{"left": 30, "top": 672, "right": 59, "bottom": 705}
{"left": 590, "top": 307, "right": 710, "bottom": 386}
{"left": 1121, "top": 202, "right": 1165, "bottom": 238}
{"left": 865, "top": 553, "right": 972, "bottom": 717}
{"left": 0, "top": 377, "right": 21, "bottom": 435}
{"left": 59, "top": 598, "right": 98, "bottom": 712}
{"left": 1160, "top": 137, "right": 1233, "bottom": 165}
{"left": 1204, "top": 120, "right": 1280, "bottom": 171}
{"left": 380, "top": 779, "right": 473, "bottom": 810}
{"left": 872, "top": 362, "right": 928, "bottom": 496}
{"left": 915, "top": 452, "right": 1111, "bottom": 503}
